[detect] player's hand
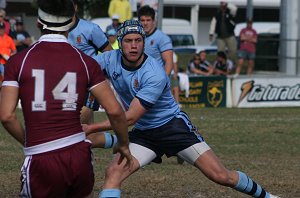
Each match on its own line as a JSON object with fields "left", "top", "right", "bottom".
{"left": 82, "top": 124, "right": 94, "bottom": 135}
{"left": 113, "top": 143, "right": 133, "bottom": 169}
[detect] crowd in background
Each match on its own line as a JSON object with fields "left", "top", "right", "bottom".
{"left": 0, "top": 7, "right": 32, "bottom": 81}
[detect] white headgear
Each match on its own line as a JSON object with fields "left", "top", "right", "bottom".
{"left": 37, "top": 8, "right": 74, "bottom": 31}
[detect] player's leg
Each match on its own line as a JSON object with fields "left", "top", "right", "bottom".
{"left": 87, "top": 131, "right": 117, "bottom": 149}
{"left": 174, "top": 111, "right": 278, "bottom": 198}
{"left": 100, "top": 143, "right": 157, "bottom": 198}
{"left": 181, "top": 145, "right": 276, "bottom": 198}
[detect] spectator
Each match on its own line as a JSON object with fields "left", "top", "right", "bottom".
{"left": 0, "top": 8, "right": 10, "bottom": 34}
{"left": 106, "top": 14, "right": 121, "bottom": 33}
{"left": 213, "top": 51, "right": 234, "bottom": 76}
{"left": 69, "top": 0, "right": 113, "bottom": 124}
{"left": 107, "top": 28, "right": 119, "bottom": 49}
{"left": 234, "top": 19, "right": 257, "bottom": 76}
{"left": 10, "top": 20, "right": 32, "bottom": 52}
{"left": 209, "top": 1, "right": 238, "bottom": 61}
{"left": 0, "top": 0, "right": 132, "bottom": 196}
{"left": 188, "top": 51, "right": 213, "bottom": 76}
{"left": 0, "top": 22, "right": 16, "bottom": 80}
{"left": 108, "top": 0, "right": 132, "bottom": 23}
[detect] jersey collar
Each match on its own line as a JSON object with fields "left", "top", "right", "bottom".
{"left": 121, "top": 54, "right": 148, "bottom": 71}
{"left": 146, "top": 28, "right": 157, "bottom": 38}
{"left": 39, "top": 34, "right": 68, "bottom": 43}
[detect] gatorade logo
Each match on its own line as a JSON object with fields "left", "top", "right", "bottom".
{"left": 238, "top": 80, "right": 300, "bottom": 105}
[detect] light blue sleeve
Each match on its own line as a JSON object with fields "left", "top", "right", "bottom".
{"left": 90, "top": 23, "right": 109, "bottom": 50}
{"left": 95, "top": 52, "right": 109, "bottom": 71}
{"left": 158, "top": 33, "right": 173, "bottom": 53}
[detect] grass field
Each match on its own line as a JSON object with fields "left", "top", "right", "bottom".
{"left": 0, "top": 107, "right": 299, "bottom": 197}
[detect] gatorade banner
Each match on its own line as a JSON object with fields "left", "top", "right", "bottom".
{"left": 232, "top": 77, "right": 300, "bottom": 108}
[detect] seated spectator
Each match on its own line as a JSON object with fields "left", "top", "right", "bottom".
{"left": 213, "top": 51, "right": 234, "bottom": 76}
{"left": 187, "top": 52, "right": 213, "bottom": 76}
{"left": 106, "top": 28, "right": 119, "bottom": 49}
{"left": 106, "top": 14, "right": 121, "bottom": 33}
{"left": 10, "top": 20, "right": 32, "bottom": 52}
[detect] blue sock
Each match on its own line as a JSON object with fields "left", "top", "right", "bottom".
{"left": 234, "top": 171, "right": 270, "bottom": 198}
{"left": 103, "top": 132, "right": 118, "bottom": 148}
{"left": 99, "top": 189, "right": 121, "bottom": 198}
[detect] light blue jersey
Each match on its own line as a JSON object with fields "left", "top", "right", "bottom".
{"left": 95, "top": 50, "right": 180, "bottom": 130}
{"left": 68, "top": 17, "right": 109, "bottom": 59}
{"left": 144, "top": 28, "right": 173, "bottom": 67}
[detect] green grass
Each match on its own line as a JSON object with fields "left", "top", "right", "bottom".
{"left": 0, "top": 107, "right": 300, "bottom": 197}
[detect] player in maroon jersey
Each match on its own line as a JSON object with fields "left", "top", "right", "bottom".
{"left": 0, "top": 0, "right": 132, "bottom": 197}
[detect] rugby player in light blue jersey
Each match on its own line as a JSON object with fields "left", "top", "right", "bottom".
{"left": 84, "top": 20, "right": 280, "bottom": 198}
{"left": 68, "top": 0, "right": 113, "bottom": 125}
{"left": 68, "top": 0, "right": 112, "bottom": 59}
{"left": 138, "top": 5, "right": 173, "bottom": 75}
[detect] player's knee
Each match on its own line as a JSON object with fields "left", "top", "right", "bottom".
{"left": 209, "top": 170, "right": 234, "bottom": 187}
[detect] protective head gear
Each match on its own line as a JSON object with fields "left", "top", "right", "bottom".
{"left": 117, "top": 19, "right": 146, "bottom": 46}
{"left": 117, "top": 19, "right": 146, "bottom": 63}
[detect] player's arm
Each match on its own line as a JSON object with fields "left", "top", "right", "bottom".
{"left": 0, "top": 86, "right": 25, "bottom": 145}
{"left": 162, "top": 49, "right": 174, "bottom": 75}
{"left": 90, "top": 80, "right": 132, "bottom": 165}
{"left": 84, "top": 97, "right": 147, "bottom": 149}
{"left": 90, "top": 80, "right": 129, "bottom": 147}
{"left": 85, "top": 97, "right": 146, "bottom": 136}
{"left": 101, "top": 43, "right": 113, "bottom": 52}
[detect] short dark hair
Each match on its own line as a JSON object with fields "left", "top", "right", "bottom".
{"left": 217, "top": 51, "right": 227, "bottom": 59}
{"left": 138, "top": 5, "right": 155, "bottom": 20}
{"left": 38, "top": 0, "right": 75, "bottom": 18}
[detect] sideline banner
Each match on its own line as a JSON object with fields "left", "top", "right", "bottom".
{"left": 232, "top": 77, "right": 300, "bottom": 108}
{"left": 179, "top": 76, "right": 226, "bottom": 108}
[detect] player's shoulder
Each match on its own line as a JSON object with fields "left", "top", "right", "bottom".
{"left": 96, "top": 50, "right": 120, "bottom": 67}
{"left": 152, "top": 28, "right": 167, "bottom": 37}
{"left": 78, "top": 18, "right": 102, "bottom": 29}
{"left": 143, "top": 55, "right": 166, "bottom": 76}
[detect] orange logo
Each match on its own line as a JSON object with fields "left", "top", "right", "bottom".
{"left": 76, "top": 36, "right": 81, "bottom": 44}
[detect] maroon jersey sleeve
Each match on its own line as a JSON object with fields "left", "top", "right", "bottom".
{"left": 3, "top": 51, "right": 23, "bottom": 83}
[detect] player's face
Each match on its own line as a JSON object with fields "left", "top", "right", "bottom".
{"left": 122, "top": 33, "right": 144, "bottom": 65}
{"left": 139, "top": 15, "right": 155, "bottom": 35}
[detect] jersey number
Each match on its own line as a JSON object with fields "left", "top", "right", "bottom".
{"left": 32, "top": 69, "right": 78, "bottom": 111}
